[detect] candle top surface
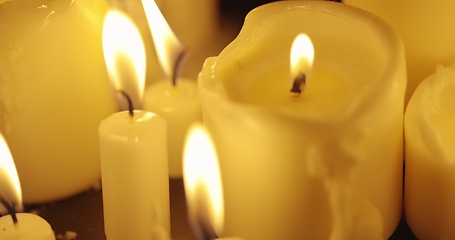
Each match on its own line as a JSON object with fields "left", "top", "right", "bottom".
{"left": 199, "top": 1, "right": 405, "bottom": 123}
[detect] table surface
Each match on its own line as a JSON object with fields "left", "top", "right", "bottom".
{"left": 25, "top": 179, "right": 418, "bottom": 240}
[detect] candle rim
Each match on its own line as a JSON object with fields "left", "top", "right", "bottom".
{"left": 198, "top": 1, "right": 406, "bottom": 125}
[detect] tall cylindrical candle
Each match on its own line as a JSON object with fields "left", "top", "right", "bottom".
{"left": 198, "top": 1, "right": 405, "bottom": 239}
{"left": 99, "top": 110, "right": 170, "bottom": 240}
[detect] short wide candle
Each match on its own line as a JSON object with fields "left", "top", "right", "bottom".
{"left": 198, "top": 1, "right": 406, "bottom": 239}
{"left": 404, "top": 64, "right": 455, "bottom": 239}
{"left": 99, "top": 110, "right": 170, "bottom": 240}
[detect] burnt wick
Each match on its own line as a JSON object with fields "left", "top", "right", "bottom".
{"left": 0, "top": 197, "right": 18, "bottom": 224}
{"left": 290, "top": 72, "right": 306, "bottom": 95}
{"left": 172, "top": 48, "right": 190, "bottom": 86}
{"left": 117, "top": 90, "right": 134, "bottom": 117}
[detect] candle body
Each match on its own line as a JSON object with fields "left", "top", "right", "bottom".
{"left": 404, "top": 64, "right": 455, "bottom": 239}
{"left": 0, "top": 213, "right": 55, "bottom": 240}
{"left": 99, "top": 110, "right": 170, "bottom": 240}
{"left": 0, "top": 0, "right": 117, "bottom": 203}
{"left": 198, "top": 2, "right": 405, "bottom": 239}
{"left": 344, "top": 0, "right": 455, "bottom": 103}
{"left": 144, "top": 79, "right": 201, "bottom": 178}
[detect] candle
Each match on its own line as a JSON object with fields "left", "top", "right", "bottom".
{"left": 0, "top": 0, "right": 117, "bottom": 203}
{"left": 141, "top": 0, "right": 202, "bottom": 178}
{"left": 100, "top": 10, "right": 170, "bottom": 240}
{"left": 198, "top": 1, "right": 405, "bottom": 239}
{"left": 0, "top": 133, "right": 55, "bottom": 240}
{"left": 404, "top": 63, "right": 455, "bottom": 239}
{"left": 183, "top": 124, "right": 224, "bottom": 240}
{"left": 99, "top": 109, "right": 169, "bottom": 240}
{"left": 344, "top": 0, "right": 455, "bottom": 103}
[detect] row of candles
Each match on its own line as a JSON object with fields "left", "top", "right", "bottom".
{"left": 0, "top": 0, "right": 454, "bottom": 239}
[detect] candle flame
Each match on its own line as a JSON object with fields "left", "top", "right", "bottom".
{"left": 290, "top": 34, "right": 314, "bottom": 93}
{"left": 183, "top": 124, "right": 224, "bottom": 238}
{"left": 141, "top": 0, "right": 185, "bottom": 79}
{"left": 102, "top": 10, "right": 146, "bottom": 109}
{"left": 0, "top": 133, "right": 22, "bottom": 214}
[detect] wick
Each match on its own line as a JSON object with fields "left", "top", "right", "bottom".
{"left": 116, "top": 90, "right": 134, "bottom": 117}
{"left": 172, "top": 48, "right": 190, "bottom": 86}
{"left": 0, "top": 197, "right": 18, "bottom": 224}
{"left": 290, "top": 72, "right": 306, "bottom": 95}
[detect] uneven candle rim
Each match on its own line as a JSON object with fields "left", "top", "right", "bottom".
{"left": 404, "top": 64, "right": 455, "bottom": 163}
{"left": 198, "top": 1, "right": 405, "bottom": 125}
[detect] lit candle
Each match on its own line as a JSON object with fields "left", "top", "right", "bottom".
{"left": 344, "top": 0, "right": 455, "bottom": 103}
{"left": 141, "top": 0, "right": 202, "bottom": 178}
{"left": 404, "top": 63, "right": 455, "bottom": 239}
{"left": 0, "top": 0, "right": 117, "bottom": 203}
{"left": 0, "top": 133, "right": 55, "bottom": 240}
{"left": 198, "top": 1, "right": 405, "bottom": 239}
{"left": 100, "top": 10, "right": 170, "bottom": 240}
{"left": 183, "top": 124, "right": 224, "bottom": 240}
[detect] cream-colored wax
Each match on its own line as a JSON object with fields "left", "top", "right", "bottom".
{"left": 344, "top": 0, "right": 455, "bottom": 103}
{"left": 0, "top": 213, "right": 55, "bottom": 240}
{"left": 199, "top": 1, "right": 406, "bottom": 239}
{"left": 0, "top": 0, "right": 117, "bottom": 203}
{"left": 404, "top": 64, "right": 455, "bottom": 240}
{"left": 99, "top": 110, "right": 170, "bottom": 240}
{"left": 144, "top": 79, "right": 201, "bottom": 178}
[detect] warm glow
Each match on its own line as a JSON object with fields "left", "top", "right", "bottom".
{"left": 102, "top": 10, "right": 146, "bottom": 108}
{"left": 0, "top": 133, "right": 22, "bottom": 213}
{"left": 290, "top": 33, "right": 314, "bottom": 85}
{"left": 141, "top": 0, "right": 185, "bottom": 78}
{"left": 183, "top": 124, "right": 224, "bottom": 236}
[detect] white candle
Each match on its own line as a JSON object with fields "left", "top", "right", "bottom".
{"left": 99, "top": 110, "right": 170, "bottom": 240}
{"left": 0, "top": 134, "right": 55, "bottom": 240}
{"left": 0, "top": 0, "right": 117, "bottom": 204}
{"left": 141, "top": 0, "right": 202, "bottom": 178}
{"left": 101, "top": 10, "right": 170, "bottom": 239}
{"left": 183, "top": 124, "right": 224, "bottom": 240}
{"left": 198, "top": 1, "right": 405, "bottom": 239}
{"left": 344, "top": 0, "right": 455, "bottom": 103}
{"left": 404, "top": 63, "right": 455, "bottom": 239}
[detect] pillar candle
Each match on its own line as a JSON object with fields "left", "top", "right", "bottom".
{"left": 344, "top": 0, "right": 455, "bottom": 103}
{"left": 0, "top": 0, "right": 117, "bottom": 203}
{"left": 404, "top": 63, "right": 455, "bottom": 239}
{"left": 198, "top": 1, "right": 406, "bottom": 239}
{"left": 144, "top": 79, "right": 201, "bottom": 178}
{"left": 99, "top": 110, "right": 170, "bottom": 240}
